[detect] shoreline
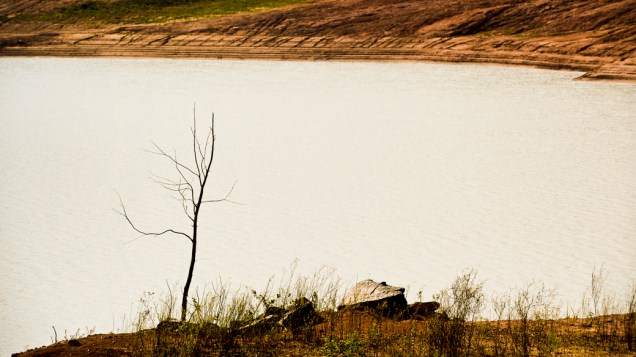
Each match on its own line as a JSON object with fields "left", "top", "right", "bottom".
{"left": 2, "top": 0, "right": 634, "bottom": 82}
{"left": 2, "top": 37, "right": 635, "bottom": 83}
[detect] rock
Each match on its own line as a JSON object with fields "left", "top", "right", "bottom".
{"left": 281, "top": 297, "right": 323, "bottom": 335}
{"left": 197, "top": 322, "right": 223, "bottom": 340}
{"left": 237, "top": 314, "right": 280, "bottom": 336}
{"left": 235, "top": 304, "right": 287, "bottom": 336}
{"left": 339, "top": 280, "right": 407, "bottom": 316}
{"left": 156, "top": 319, "right": 183, "bottom": 334}
{"left": 67, "top": 339, "right": 81, "bottom": 347}
{"left": 239, "top": 298, "right": 324, "bottom": 337}
{"left": 264, "top": 305, "right": 286, "bottom": 317}
{"left": 407, "top": 301, "right": 440, "bottom": 319}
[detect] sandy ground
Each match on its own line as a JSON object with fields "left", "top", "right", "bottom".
{"left": 1, "top": 0, "right": 635, "bottom": 81}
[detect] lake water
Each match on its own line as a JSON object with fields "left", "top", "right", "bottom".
{"left": 0, "top": 57, "right": 634, "bottom": 355}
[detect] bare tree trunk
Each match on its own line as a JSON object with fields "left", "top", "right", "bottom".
{"left": 117, "top": 110, "right": 236, "bottom": 322}
{"left": 181, "top": 230, "right": 196, "bottom": 321}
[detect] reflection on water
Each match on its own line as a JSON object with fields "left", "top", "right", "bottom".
{"left": 0, "top": 57, "right": 635, "bottom": 355}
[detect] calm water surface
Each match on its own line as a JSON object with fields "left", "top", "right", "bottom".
{"left": 0, "top": 57, "right": 635, "bottom": 355}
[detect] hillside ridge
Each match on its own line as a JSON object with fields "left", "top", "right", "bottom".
{"left": 1, "top": 0, "right": 635, "bottom": 80}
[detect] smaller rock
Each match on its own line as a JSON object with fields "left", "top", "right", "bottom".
{"left": 233, "top": 304, "right": 285, "bottom": 336}
{"left": 237, "top": 314, "right": 279, "bottom": 336}
{"left": 156, "top": 319, "right": 182, "bottom": 333}
{"left": 281, "top": 297, "right": 323, "bottom": 335}
{"left": 68, "top": 339, "right": 81, "bottom": 347}
{"left": 198, "top": 322, "right": 223, "bottom": 340}
{"left": 408, "top": 301, "right": 441, "bottom": 319}
{"left": 264, "top": 306, "right": 286, "bottom": 317}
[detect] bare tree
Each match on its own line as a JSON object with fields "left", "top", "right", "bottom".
{"left": 117, "top": 110, "right": 233, "bottom": 321}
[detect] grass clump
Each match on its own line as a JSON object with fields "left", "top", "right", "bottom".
{"left": 320, "top": 333, "right": 366, "bottom": 357}
{"left": 119, "top": 267, "right": 636, "bottom": 356}
{"left": 428, "top": 270, "right": 485, "bottom": 356}
{"left": 21, "top": 0, "right": 313, "bottom": 24}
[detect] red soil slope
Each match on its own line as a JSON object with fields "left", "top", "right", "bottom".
{"left": 1, "top": 0, "right": 634, "bottom": 78}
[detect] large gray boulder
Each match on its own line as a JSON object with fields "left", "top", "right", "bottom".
{"left": 338, "top": 279, "right": 407, "bottom": 316}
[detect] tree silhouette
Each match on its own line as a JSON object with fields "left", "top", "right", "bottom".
{"left": 117, "top": 109, "right": 234, "bottom": 321}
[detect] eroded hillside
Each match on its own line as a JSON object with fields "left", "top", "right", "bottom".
{"left": 1, "top": 0, "right": 635, "bottom": 80}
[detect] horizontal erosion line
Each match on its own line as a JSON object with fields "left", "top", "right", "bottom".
{"left": 0, "top": 43, "right": 606, "bottom": 72}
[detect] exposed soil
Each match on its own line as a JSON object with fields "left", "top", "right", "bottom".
{"left": 12, "top": 312, "right": 636, "bottom": 356}
{"left": 1, "top": 0, "right": 635, "bottom": 81}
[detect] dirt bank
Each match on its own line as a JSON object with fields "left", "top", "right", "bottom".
{"left": 1, "top": 0, "right": 635, "bottom": 81}
{"left": 12, "top": 312, "right": 636, "bottom": 356}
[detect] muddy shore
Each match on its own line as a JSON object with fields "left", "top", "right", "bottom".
{"left": 1, "top": 0, "right": 635, "bottom": 81}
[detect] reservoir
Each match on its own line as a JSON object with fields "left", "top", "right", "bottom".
{"left": 0, "top": 57, "right": 634, "bottom": 355}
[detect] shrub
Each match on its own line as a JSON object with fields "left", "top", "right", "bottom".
{"left": 429, "top": 270, "right": 484, "bottom": 356}
{"left": 509, "top": 282, "right": 556, "bottom": 357}
{"left": 625, "top": 283, "right": 636, "bottom": 351}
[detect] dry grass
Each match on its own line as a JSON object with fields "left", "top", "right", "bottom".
{"left": 13, "top": 268, "right": 636, "bottom": 356}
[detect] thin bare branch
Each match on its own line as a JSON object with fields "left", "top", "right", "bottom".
{"left": 148, "top": 173, "right": 195, "bottom": 221}
{"left": 122, "top": 234, "right": 149, "bottom": 245}
{"left": 197, "top": 114, "right": 214, "bottom": 175}
{"left": 176, "top": 182, "right": 195, "bottom": 222}
{"left": 192, "top": 108, "right": 203, "bottom": 184}
{"left": 172, "top": 153, "right": 197, "bottom": 203}
{"left": 201, "top": 181, "right": 243, "bottom": 205}
{"left": 197, "top": 140, "right": 207, "bottom": 177}
{"left": 150, "top": 173, "right": 190, "bottom": 191}
{"left": 150, "top": 142, "right": 198, "bottom": 178}
{"left": 202, "top": 118, "right": 213, "bottom": 161}
{"left": 196, "top": 114, "right": 215, "bottom": 180}
{"left": 202, "top": 198, "right": 245, "bottom": 206}
{"left": 200, "top": 114, "right": 216, "bottom": 186}
{"left": 116, "top": 195, "right": 192, "bottom": 242}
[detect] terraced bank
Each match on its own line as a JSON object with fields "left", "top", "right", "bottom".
{"left": 1, "top": 0, "right": 635, "bottom": 81}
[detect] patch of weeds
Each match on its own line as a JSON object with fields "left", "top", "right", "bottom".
{"left": 27, "top": 0, "right": 314, "bottom": 24}
{"left": 321, "top": 333, "right": 367, "bottom": 357}
{"left": 122, "top": 265, "right": 636, "bottom": 356}
{"left": 625, "top": 283, "right": 636, "bottom": 351}
{"left": 429, "top": 270, "right": 484, "bottom": 356}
